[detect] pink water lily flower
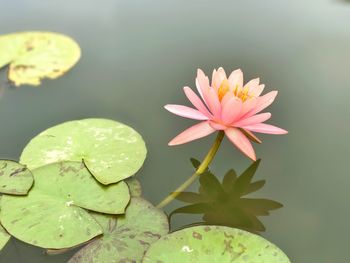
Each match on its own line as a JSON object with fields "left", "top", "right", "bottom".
{"left": 165, "top": 67, "right": 288, "bottom": 161}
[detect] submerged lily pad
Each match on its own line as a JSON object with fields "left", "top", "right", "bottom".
{"left": 0, "top": 31, "right": 81, "bottom": 86}
{"left": 68, "top": 197, "right": 169, "bottom": 263}
{"left": 143, "top": 225, "right": 290, "bottom": 263}
{"left": 20, "top": 118, "right": 147, "bottom": 185}
{"left": 0, "top": 160, "right": 33, "bottom": 195}
{"left": 0, "top": 224, "right": 10, "bottom": 251}
{"left": 125, "top": 177, "right": 142, "bottom": 197}
{"left": 172, "top": 159, "right": 282, "bottom": 233}
{"left": 0, "top": 161, "right": 130, "bottom": 249}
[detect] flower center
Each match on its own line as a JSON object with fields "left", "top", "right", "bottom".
{"left": 217, "top": 79, "right": 230, "bottom": 101}
{"left": 235, "top": 86, "right": 252, "bottom": 102}
{"left": 217, "top": 79, "right": 253, "bottom": 102}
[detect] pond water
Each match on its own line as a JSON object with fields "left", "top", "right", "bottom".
{"left": 0, "top": 0, "right": 349, "bottom": 262}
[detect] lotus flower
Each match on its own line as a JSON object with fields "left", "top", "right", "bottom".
{"left": 165, "top": 68, "right": 287, "bottom": 161}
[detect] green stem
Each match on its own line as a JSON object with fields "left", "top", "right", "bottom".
{"left": 156, "top": 131, "right": 225, "bottom": 209}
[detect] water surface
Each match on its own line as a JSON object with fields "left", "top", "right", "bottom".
{"left": 1, "top": 0, "right": 350, "bottom": 262}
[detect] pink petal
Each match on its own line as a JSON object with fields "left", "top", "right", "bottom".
{"left": 209, "top": 121, "right": 227, "bottom": 130}
{"left": 212, "top": 67, "right": 227, "bottom": 89}
{"left": 196, "top": 69, "right": 217, "bottom": 117}
{"left": 240, "top": 128, "right": 262, "bottom": 144}
{"left": 249, "top": 84, "right": 265, "bottom": 97}
{"left": 225, "top": 128, "right": 256, "bottom": 161}
{"left": 206, "top": 88, "right": 222, "bottom": 119}
{"left": 164, "top": 104, "right": 209, "bottom": 120}
{"left": 244, "top": 79, "right": 264, "bottom": 97}
{"left": 211, "top": 69, "right": 217, "bottom": 82}
{"left": 246, "top": 91, "right": 278, "bottom": 117}
{"left": 244, "top": 78, "right": 260, "bottom": 88}
{"left": 183, "top": 87, "right": 212, "bottom": 118}
{"left": 239, "top": 97, "right": 258, "bottom": 118}
{"left": 196, "top": 69, "right": 210, "bottom": 101}
{"left": 221, "top": 97, "right": 242, "bottom": 124}
{"left": 168, "top": 121, "right": 216, "bottom": 145}
{"left": 220, "top": 91, "right": 233, "bottom": 107}
{"left": 228, "top": 69, "right": 243, "bottom": 88}
{"left": 233, "top": 112, "right": 271, "bottom": 127}
{"left": 243, "top": 123, "right": 288, "bottom": 134}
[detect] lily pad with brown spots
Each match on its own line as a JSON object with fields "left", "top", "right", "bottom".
{"left": 0, "top": 160, "right": 33, "bottom": 195}
{"left": 45, "top": 176, "right": 142, "bottom": 256}
{"left": 20, "top": 118, "right": 147, "bottom": 185}
{"left": 0, "top": 161, "right": 130, "bottom": 249}
{"left": 68, "top": 197, "right": 169, "bottom": 263}
{"left": 0, "top": 31, "right": 81, "bottom": 86}
{"left": 142, "top": 225, "right": 291, "bottom": 263}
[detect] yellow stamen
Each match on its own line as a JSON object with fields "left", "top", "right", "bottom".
{"left": 233, "top": 84, "right": 239, "bottom": 96}
{"left": 217, "top": 80, "right": 254, "bottom": 102}
{"left": 240, "top": 87, "right": 250, "bottom": 102}
{"left": 218, "top": 79, "right": 230, "bottom": 101}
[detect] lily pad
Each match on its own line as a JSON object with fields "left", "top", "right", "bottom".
{"left": 0, "top": 31, "right": 81, "bottom": 86}
{"left": 0, "top": 197, "right": 11, "bottom": 250}
{"left": 125, "top": 177, "right": 142, "bottom": 197}
{"left": 143, "top": 225, "right": 290, "bottom": 263}
{"left": 0, "top": 160, "right": 33, "bottom": 195}
{"left": 20, "top": 118, "right": 147, "bottom": 185}
{"left": 45, "top": 177, "right": 142, "bottom": 255}
{"left": 68, "top": 197, "right": 169, "bottom": 263}
{"left": 0, "top": 224, "right": 10, "bottom": 251}
{"left": 0, "top": 161, "right": 130, "bottom": 249}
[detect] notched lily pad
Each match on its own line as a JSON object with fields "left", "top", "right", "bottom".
{"left": 68, "top": 197, "right": 169, "bottom": 263}
{"left": 143, "top": 225, "right": 290, "bottom": 263}
{"left": 0, "top": 161, "right": 130, "bottom": 249}
{"left": 20, "top": 118, "right": 147, "bottom": 185}
{"left": 45, "top": 177, "right": 142, "bottom": 255}
{"left": 0, "top": 31, "right": 81, "bottom": 86}
{"left": 0, "top": 160, "right": 33, "bottom": 195}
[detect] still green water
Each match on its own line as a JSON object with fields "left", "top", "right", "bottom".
{"left": 0, "top": 0, "right": 349, "bottom": 262}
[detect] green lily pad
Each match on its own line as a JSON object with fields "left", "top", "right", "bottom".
{"left": 0, "top": 160, "right": 33, "bottom": 195}
{"left": 0, "top": 31, "right": 81, "bottom": 86}
{"left": 0, "top": 224, "right": 10, "bottom": 251}
{"left": 0, "top": 197, "right": 11, "bottom": 250}
{"left": 125, "top": 177, "right": 142, "bottom": 197}
{"left": 68, "top": 197, "right": 169, "bottom": 263}
{"left": 0, "top": 197, "right": 11, "bottom": 251}
{"left": 143, "top": 225, "right": 290, "bottom": 263}
{"left": 20, "top": 118, "right": 147, "bottom": 185}
{"left": 0, "top": 161, "right": 130, "bottom": 249}
{"left": 45, "top": 177, "right": 142, "bottom": 255}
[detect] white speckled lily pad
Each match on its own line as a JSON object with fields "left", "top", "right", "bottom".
{"left": 0, "top": 161, "right": 130, "bottom": 249}
{"left": 0, "top": 31, "right": 81, "bottom": 86}
{"left": 20, "top": 118, "right": 147, "bottom": 185}
{"left": 45, "top": 176, "right": 142, "bottom": 256}
{"left": 0, "top": 160, "right": 33, "bottom": 195}
{"left": 142, "top": 225, "right": 290, "bottom": 263}
{"left": 68, "top": 197, "right": 169, "bottom": 263}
